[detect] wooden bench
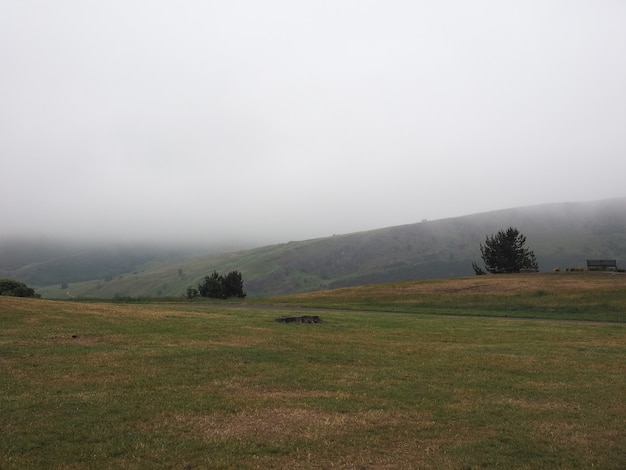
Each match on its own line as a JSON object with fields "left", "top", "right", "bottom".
{"left": 586, "top": 259, "right": 618, "bottom": 271}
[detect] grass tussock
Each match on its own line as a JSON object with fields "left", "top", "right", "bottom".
{"left": 1, "top": 286, "right": 626, "bottom": 469}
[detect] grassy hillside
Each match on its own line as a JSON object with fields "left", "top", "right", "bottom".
{"left": 2, "top": 283, "right": 625, "bottom": 469}
{"left": 0, "top": 239, "right": 213, "bottom": 287}
{"left": 25, "top": 197, "right": 626, "bottom": 298}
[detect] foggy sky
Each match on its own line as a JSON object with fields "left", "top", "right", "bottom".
{"left": 2, "top": 1, "right": 625, "bottom": 246}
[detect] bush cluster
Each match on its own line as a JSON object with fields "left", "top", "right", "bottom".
{"left": 187, "top": 270, "right": 246, "bottom": 299}
{"left": 0, "top": 279, "right": 39, "bottom": 298}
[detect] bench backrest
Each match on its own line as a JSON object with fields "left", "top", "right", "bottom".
{"left": 586, "top": 259, "right": 618, "bottom": 269}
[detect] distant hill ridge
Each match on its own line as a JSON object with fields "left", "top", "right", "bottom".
{"left": 5, "top": 197, "right": 626, "bottom": 299}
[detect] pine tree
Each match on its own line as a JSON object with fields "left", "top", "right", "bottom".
{"left": 198, "top": 271, "right": 224, "bottom": 298}
{"left": 476, "top": 227, "right": 538, "bottom": 274}
{"left": 221, "top": 270, "right": 246, "bottom": 298}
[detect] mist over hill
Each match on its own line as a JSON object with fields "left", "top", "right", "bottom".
{"left": 4, "top": 197, "right": 626, "bottom": 299}
{"left": 0, "top": 239, "right": 235, "bottom": 288}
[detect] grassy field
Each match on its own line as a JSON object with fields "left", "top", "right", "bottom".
{"left": 1, "top": 275, "right": 626, "bottom": 469}
{"left": 264, "top": 272, "right": 626, "bottom": 323}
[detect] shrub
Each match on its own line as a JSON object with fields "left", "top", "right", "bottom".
{"left": 0, "top": 279, "right": 39, "bottom": 298}
{"left": 195, "top": 270, "right": 246, "bottom": 299}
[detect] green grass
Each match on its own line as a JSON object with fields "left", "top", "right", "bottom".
{"left": 264, "top": 272, "right": 626, "bottom": 322}
{"left": 1, "top": 293, "right": 626, "bottom": 469}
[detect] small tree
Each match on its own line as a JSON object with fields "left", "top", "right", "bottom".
{"left": 221, "top": 270, "right": 246, "bottom": 298}
{"left": 185, "top": 287, "right": 199, "bottom": 299}
{"left": 475, "top": 227, "right": 538, "bottom": 274}
{"left": 471, "top": 261, "right": 487, "bottom": 275}
{"left": 198, "top": 271, "right": 224, "bottom": 298}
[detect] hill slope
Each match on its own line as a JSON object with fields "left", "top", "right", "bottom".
{"left": 0, "top": 240, "right": 237, "bottom": 288}
{"left": 27, "top": 197, "right": 626, "bottom": 299}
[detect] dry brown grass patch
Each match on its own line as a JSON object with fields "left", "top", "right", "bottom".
{"left": 497, "top": 397, "right": 576, "bottom": 411}
{"left": 152, "top": 408, "right": 484, "bottom": 469}
{"left": 0, "top": 296, "right": 232, "bottom": 320}
{"left": 290, "top": 272, "right": 626, "bottom": 302}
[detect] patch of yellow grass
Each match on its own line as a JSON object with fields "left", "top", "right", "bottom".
{"left": 150, "top": 408, "right": 450, "bottom": 469}
{"left": 209, "top": 376, "right": 354, "bottom": 401}
{"left": 497, "top": 397, "right": 576, "bottom": 411}
{"left": 289, "top": 272, "right": 626, "bottom": 300}
{"left": 0, "top": 296, "right": 232, "bottom": 320}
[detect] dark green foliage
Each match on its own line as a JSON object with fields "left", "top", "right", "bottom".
{"left": 0, "top": 279, "right": 38, "bottom": 297}
{"left": 221, "top": 270, "right": 246, "bottom": 298}
{"left": 471, "top": 261, "right": 487, "bottom": 275}
{"left": 198, "top": 271, "right": 223, "bottom": 298}
{"left": 477, "top": 227, "right": 538, "bottom": 274}
{"left": 185, "top": 287, "right": 199, "bottom": 299}
{"left": 196, "top": 270, "right": 246, "bottom": 299}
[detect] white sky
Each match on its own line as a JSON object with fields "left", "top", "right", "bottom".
{"left": 1, "top": 1, "right": 625, "bottom": 245}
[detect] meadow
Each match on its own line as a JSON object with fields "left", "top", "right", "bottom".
{"left": 1, "top": 273, "right": 625, "bottom": 469}
{"left": 265, "top": 272, "right": 626, "bottom": 322}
